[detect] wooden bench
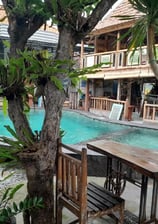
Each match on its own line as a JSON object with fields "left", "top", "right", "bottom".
{"left": 56, "top": 143, "right": 125, "bottom": 224}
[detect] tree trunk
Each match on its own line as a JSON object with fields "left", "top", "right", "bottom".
{"left": 8, "top": 97, "right": 34, "bottom": 142}
{"left": 18, "top": 81, "right": 65, "bottom": 223}
{"left": 19, "top": 142, "right": 55, "bottom": 224}
{"left": 147, "top": 25, "right": 158, "bottom": 79}
{"left": 1, "top": 1, "right": 119, "bottom": 223}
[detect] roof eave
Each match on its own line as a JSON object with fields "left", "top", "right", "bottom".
{"left": 90, "top": 20, "right": 136, "bottom": 36}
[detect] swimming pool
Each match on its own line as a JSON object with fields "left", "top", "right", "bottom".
{"left": 111, "top": 128, "right": 158, "bottom": 150}
{"left": 0, "top": 109, "right": 158, "bottom": 149}
{"left": 0, "top": 109, "right": 126, "bottom": 144}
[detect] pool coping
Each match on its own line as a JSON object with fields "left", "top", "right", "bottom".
{"left": 63, "top": 108, "right": 158, "bottom": 130}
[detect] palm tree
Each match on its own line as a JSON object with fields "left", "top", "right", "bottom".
{"left": 127, "top": 0, "right": 158, "bottom": 79}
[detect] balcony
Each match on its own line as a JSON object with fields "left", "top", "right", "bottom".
{"left": 82, "top": 46, "right": 155, "bottom": 79}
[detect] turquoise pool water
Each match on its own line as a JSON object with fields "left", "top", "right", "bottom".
{"left": 61, "top": 111, "right": 125, "bottom": 144}
{"left": 112, "top": 128, "right": 158, "bottom": 150}
{"left": 0, "top": 109, "right": 158, "bottom": 149}
{"left": 0, "top": 110, "right": 125, "bottom": 144}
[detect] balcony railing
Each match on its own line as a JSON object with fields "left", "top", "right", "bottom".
{"left": 143, "top": 102, "right": 158, "bottom": 122}
{"left": 82, "top": 46, "right": 151, "bottom": 69}
{"left": 90, "top": 97, "right": 127, "bottom": 118}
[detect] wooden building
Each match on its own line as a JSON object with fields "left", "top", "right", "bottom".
{"left": 80, "top": 0, "right": 158, "bottom": 121}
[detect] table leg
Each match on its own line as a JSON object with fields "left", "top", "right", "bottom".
{"left": 105, "top": 156, "right": 112, "bottom": 191}
{"left": 104, "top": 158, "right": 126, "bottom": 196}
{"left": 150, "top": 179, "right": 158, "bottom": 221}
{"left": 139, "top": 175, "right": 148, "bottom": 223}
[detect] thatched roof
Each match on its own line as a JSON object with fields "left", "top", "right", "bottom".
{"left": 91, "top": 0, "right": 143, "bottom": 36}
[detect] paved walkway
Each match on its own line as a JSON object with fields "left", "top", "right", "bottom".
{"left": 15, "top": 176, "right": 156, "bottom": 224}
{"left": 74, "top": 109, "right": 158, "bottom": 130}
{"left": 62, "top": 177, "right": 156, "bottom": 224}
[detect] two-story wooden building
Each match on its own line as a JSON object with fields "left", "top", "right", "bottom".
{"left": 80, "top": 0, "right": 158, "bottom": 121}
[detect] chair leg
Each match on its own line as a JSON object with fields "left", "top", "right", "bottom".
{"left": 116, "top": 206, "right": 124, "bottom": 224}
{"left": 56, "top": 203, "right": 63, "bottom": 224}
{"left": 79, "top": 212, "right": 87, "bottom": 224}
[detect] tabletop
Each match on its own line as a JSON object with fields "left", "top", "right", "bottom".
{"left": 87, "top": 140, "right": 158, "bottom": 178}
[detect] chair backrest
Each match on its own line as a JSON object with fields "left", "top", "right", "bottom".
{"left": 56, "top": 142, "right": 87, "bottom": 216}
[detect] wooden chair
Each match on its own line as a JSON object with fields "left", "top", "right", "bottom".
{"left": 56, "top": 143, "right": 125, "bottom": 224}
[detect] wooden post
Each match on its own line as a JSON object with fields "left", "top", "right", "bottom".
{"left": 80, "top": 40, "right": 84, "bottom": 69}
{"left": 115, "top": 31, "right": 120, "bottom": 68}
{"left": 143, "top": 101, "right": 147, "bottom": 120}
{"left": 85, "top": 80, "right": 90, "bottom": 111}
{"left": 124, "top": 98, "right": 129, "bottom": 120}
{"left": 94, "top": 36, "right": 98, "bottom": 53}
{"left": 117, "top": 79, "right": 121, "bottom": 100}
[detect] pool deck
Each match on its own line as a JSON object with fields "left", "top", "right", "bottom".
{"left": 72, "top": 109, "right": 158, "bottom": 130}
{"left": 15, "top": 177, "right": 156, "bottom": 224}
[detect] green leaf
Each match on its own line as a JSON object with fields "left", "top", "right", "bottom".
{"left": 4, "top": 125, "right": 20, "bottom": 141}
{"left": 0, "top": 172, "right": 14, "bottom": 182}
{"left": 51, "top": 76, "right": 63, "bottom": 90}
{"left": 33, "top": 197, "right": 38, "bottom": 206}
{"left": 2, "top": 97, "right": 8, "bottom": 116}
{"left": 13, "top": 202, "right": 18, "bottom": 212}
{"left": 19, "top": 201, "right": 24, "bottom": 210}
{"left": 6, "top": 207, "right": 12, "bottom": 215}
{"left": 9, "top": 184, "right": 24, "bottom": 200}
{"left": 1, "top": 187, "right": 12, "bottom": 202}
{"left": 1, "top": 208, "right": 9, "bottom": 217}
{"left": 28, "top": 198, "right": 33, "bottom": 208}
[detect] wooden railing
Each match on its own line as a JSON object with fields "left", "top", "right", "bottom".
{"left": 82, "top": 45, "right": 151, "bottom": 69}
{"left": 90, "top": 97, "right": 127, "bottom": 118}
{"left": 143, "top": 102, "right": 158, "bottom": 122}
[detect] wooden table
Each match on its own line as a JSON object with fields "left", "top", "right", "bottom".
{"left": 87, "top": 140, "right": 158, "bottom": 224}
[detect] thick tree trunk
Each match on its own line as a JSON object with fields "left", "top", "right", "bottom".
{"left": 1, "top": 1, "right": 119, "bottom": 223}
{"left": 19, "top": 142, "right": 55, "bottom": 224}
{"left": 8, "top": 97, "right": 34, "bottom": 142}
{"left": 18, "top": 81, "right": 65, "bottom": 224}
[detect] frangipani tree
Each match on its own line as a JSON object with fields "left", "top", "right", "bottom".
{"left": 0, "top": 0, "right": 118, "bottom": 223}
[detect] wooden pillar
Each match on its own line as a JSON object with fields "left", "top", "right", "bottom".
{"left": 117, "top": 80, "right": 121, "bottom": 100}
{"left": 80, "top": 40, "right": 84, "bottom": 69}
{"left": 115, "top": 31, "right": 120, "bottom": 68}
{"left": 94, "top": 36, "right": 98, "bottom": 53}
{"left": 85, "top": 80, "right": 90, "bottom": 111}
{"left": 116, "top": 31, "right": 120, "bottom": 51}
{"left": 115, "top": 32, "right": 121, "bottom": 101}
{"left": 127, "top": 81, "right": 132, "bottom": 105}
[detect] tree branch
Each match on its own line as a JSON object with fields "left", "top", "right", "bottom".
{"left": 75, "top": 0, "right": 118, "bottom": 41}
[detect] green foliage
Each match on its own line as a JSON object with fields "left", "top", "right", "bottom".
{"left": 0, "top": 47, "right": 103, "bottom": 103}
{"left": 6, "top": 0, "right": 50, "bottom": 22}
{"left": 53, "top": 0, "right": 99, "bottom": 15}
{"left": 129, "top": 0, "right": 158, "bottom": 24}
{"left": 60, "top": 128, "right": 66, "bottom": 138}
{"left": 2, "top": 97, "right": 8, "bottom": 116}
{"left": 0, "top": 125, "right": 35, "bottom": 166}
{"left": 0, "top": 55, "right": 27, "bottom": 97}
{"left": 0, "top": 196, "right": 43, "bottom": 223}
{"left": 117, "top": 0, "right": 158, "bottom": 52}
{"left": 50, "top": 0, "right": 101, "bottom": 29}
{"left": 0, "top": 173, "right": 43, "bottom": 223}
